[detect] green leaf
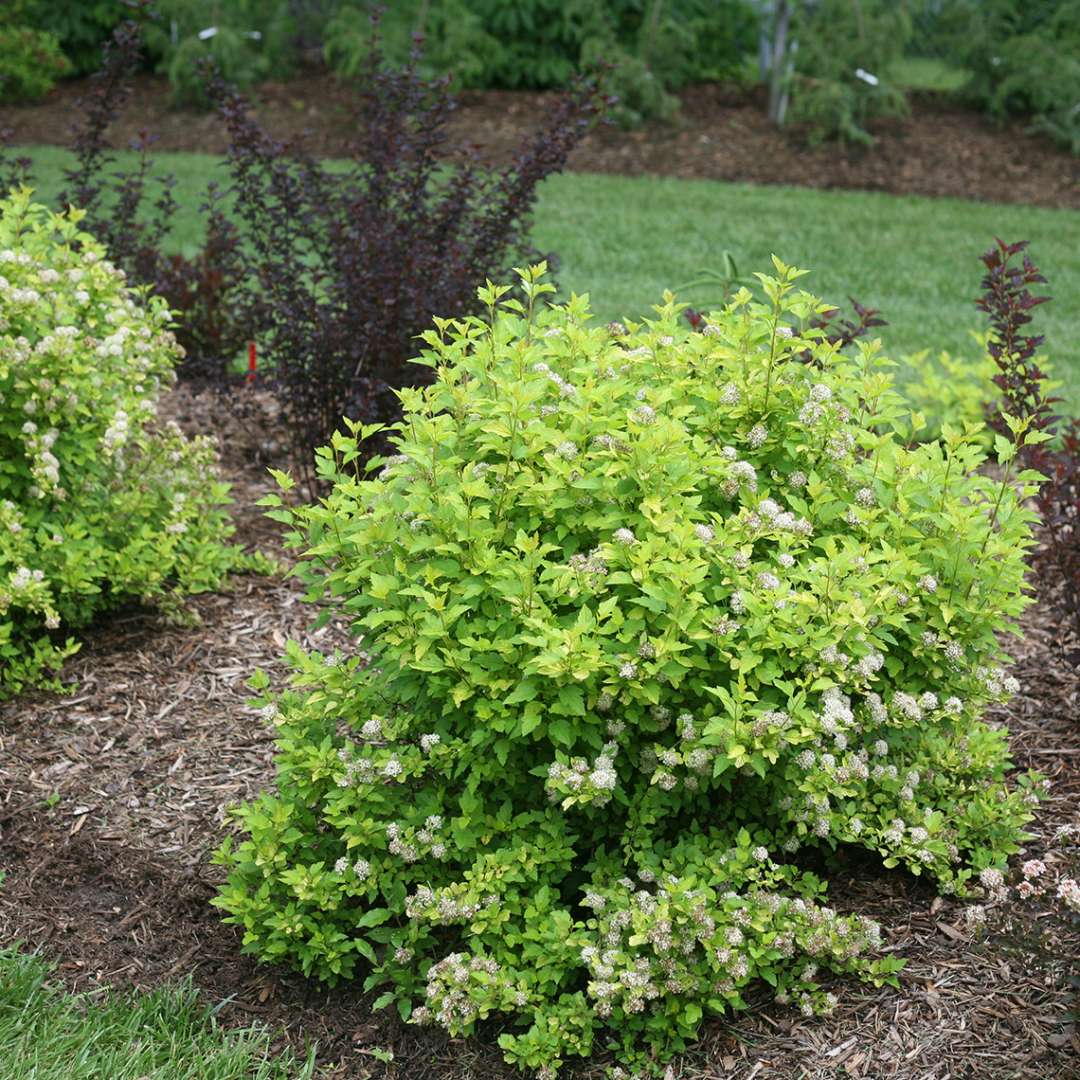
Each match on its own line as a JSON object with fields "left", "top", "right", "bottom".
{"left": 682, "top": 1001, "right": 703, "bottom": 1027}
{"left": 548, "top": 718, "right": 573, "bottom": 747}
{"left": 355, "top": 907, "right": 391, "bottom": 928}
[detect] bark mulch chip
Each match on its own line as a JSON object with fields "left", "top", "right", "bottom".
{"left": 1, "top": 387, "right": 1078, "bottom": 1078}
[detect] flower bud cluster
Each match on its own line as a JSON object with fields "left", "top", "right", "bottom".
{"left": 419, "top": 951, "right": 523, "bottom": 1034}
{"left": 405, "top": 883, "right": 500, "bottom": 925}
{"left": 379, "top": 813, "right": 449, "bottom": 864}
{"left": 547, "top": 743, "right": 619, "bottom": 806}
{"left": 578, "top": 865, "right": 883, "bottom": 1022}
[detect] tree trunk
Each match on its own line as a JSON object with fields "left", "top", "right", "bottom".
{"left": 767, "top": 0, "right": 792, "bottom": 125}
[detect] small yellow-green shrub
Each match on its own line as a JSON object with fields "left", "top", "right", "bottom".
{"left": 900, "top": 344, "right": 997, "bottom": 443}
{"left": 216, "top": 262, "right": 1042, "bottom": 1076}
{"left": 899, "top": 336, "right": 1059, "bottom": 447}
{"left": 0, "top": 190, "right": 249, "bottom": 697}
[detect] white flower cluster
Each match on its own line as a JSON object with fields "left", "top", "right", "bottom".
{"left": 854, "top": 649, "right": 884, "bottom": 679}
{"left": 721, "top": 457, "right": 758, "bottom": 498}
{"left": 20, "top": 420, "right": 62, "bottom": 494}
{"left": 643, "top": 712, "right": 715, "bottom": 792}
{"left": 532, "top": 361, "right": 576, "bottom": 398}
{"left": 750, "top": 708, "right": 792, "bottom": 741}
{"left": 417, "top": 951, "right": 523, "bottom": 1034}
{"left": 752, "top": 497, "right": 813, "bottom": 537}
{"left": 384, "top": 815, "right": 448, "bottom": 863}
{"left": 546, "top": 742, "right": 619, "bottom": 806}
{"left": 591, "top": 433, "right": 629, "bottom": 453}
{"left": 406, "top": 885, "right": 500, "bottom": 926}
{"left": 568, "top": 547, "right": 608, "bottom": 582}
{"left": 798, "top": 383, "right": 833, "bottom": 426}
{"left": 10, "top": 564, "right": 41, "bottom": 588}
{"left": 976, "top": 665, "right": 1021, "bottom": 697}
{"left": 1058, "top": 877, "right": 1080, "bottom": 912}
{"left": 335, "top": 744, "right": 376, "bottom": 787}
{"left": 747, "top": 423, "right": 768, "bottom": 449}
{"left": 579, "top": 872, "right": 882, "bottom": 1021}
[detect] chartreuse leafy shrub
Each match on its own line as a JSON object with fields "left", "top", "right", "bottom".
{"left": 0, "top": 190, "right": 252, "bottom": 698}
{"left": 901, "top": 340, "right": 1060, "bottom": 448}
{"left": 215, "top": 261, "right": 1044, "bottom": 1076}
{"left": 900, "top": 342, "right": 998, "bottom": 446}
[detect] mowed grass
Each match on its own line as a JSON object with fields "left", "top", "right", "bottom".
{"left": 0, "top": 946, "right": 317, "bottom": 1080}
{"left": 535, "top": 172, "right": 1080, "bottom": 398}
{"left": 15, "top": 146, "right": 1080, "bottom": 399}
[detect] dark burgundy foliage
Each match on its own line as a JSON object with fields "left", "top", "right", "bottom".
{"left": 978, "top": 239, "right": 1080, "bottom": 649}
{"left": 153, "top": 181, "right": 255, "bottom": 382}
{"left": 807, "top": 296, "right": 887, "bottom": 353}
{"left": 56, "top": 21, "right": 248, "bottom": 382}
{"left": 59, "top": 21, "right": 143, "bottom": 227}
{"left": 978, "top": 237, "right": 1057, "bottom": 437}
{"left": 213, "top": 29, "right": 605, "bottom": 483}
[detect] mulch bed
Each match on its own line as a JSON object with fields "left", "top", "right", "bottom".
{"left": 2, "top": 74, "right": 1079, "bottom": 209}
{"left": 1, "top": 385, "right": 1078, "bottom": 1079}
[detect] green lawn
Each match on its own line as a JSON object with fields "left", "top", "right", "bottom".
{"left": 0, "top": 946, "right": 316, "bottom": 1080}
{"left": 13, "top": 146, "right": 1080, "bottom": 398}
{"left": 535, "top": 172, "right": 1080, "bottom": 395}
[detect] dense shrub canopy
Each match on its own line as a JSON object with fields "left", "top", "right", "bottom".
{"left": 0, "top": 190, "right": 248, "bottom": 697}
{"left": 216, "top": 262, "right": 1042, "bottom": 1075}
{"left": 0, "top": 24, "right": 71, "bottom": 104}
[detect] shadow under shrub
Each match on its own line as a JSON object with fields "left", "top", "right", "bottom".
{"left": 0, "top": 190, "right": 252, "bottom": 699}
{"left": 215, "top": 261, "right": 1044, "bottom": 1074}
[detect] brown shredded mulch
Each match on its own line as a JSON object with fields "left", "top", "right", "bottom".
{"left": 2, "top": 74, "right": 1079, "bottom": 209}
{"left": 1, "top": 386, "right": 1078, "bottom": 1079}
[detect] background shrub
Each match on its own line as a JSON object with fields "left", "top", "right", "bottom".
{"left": 787, "top": 0, "right": 912, "bottom": 145}
{"left": 324, "top": 0, "right": 758, "bottom": 125}
{"left": 0, "top": 189, "right": 251, "bottom": 698}
{"left": 926, "top": 0, "right": 1080, "bottom": 153}
{"left": 0, "top": 25, "right": 71, "bottom": 104}
{"left": 215, "top": 261, "right": 1042, "bottom": 1075}
{"left": 142, "top": 0, "right": 298, "bottom": 108}
{"left": 12, "top": 0, "right": 135, "bottom": 77}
